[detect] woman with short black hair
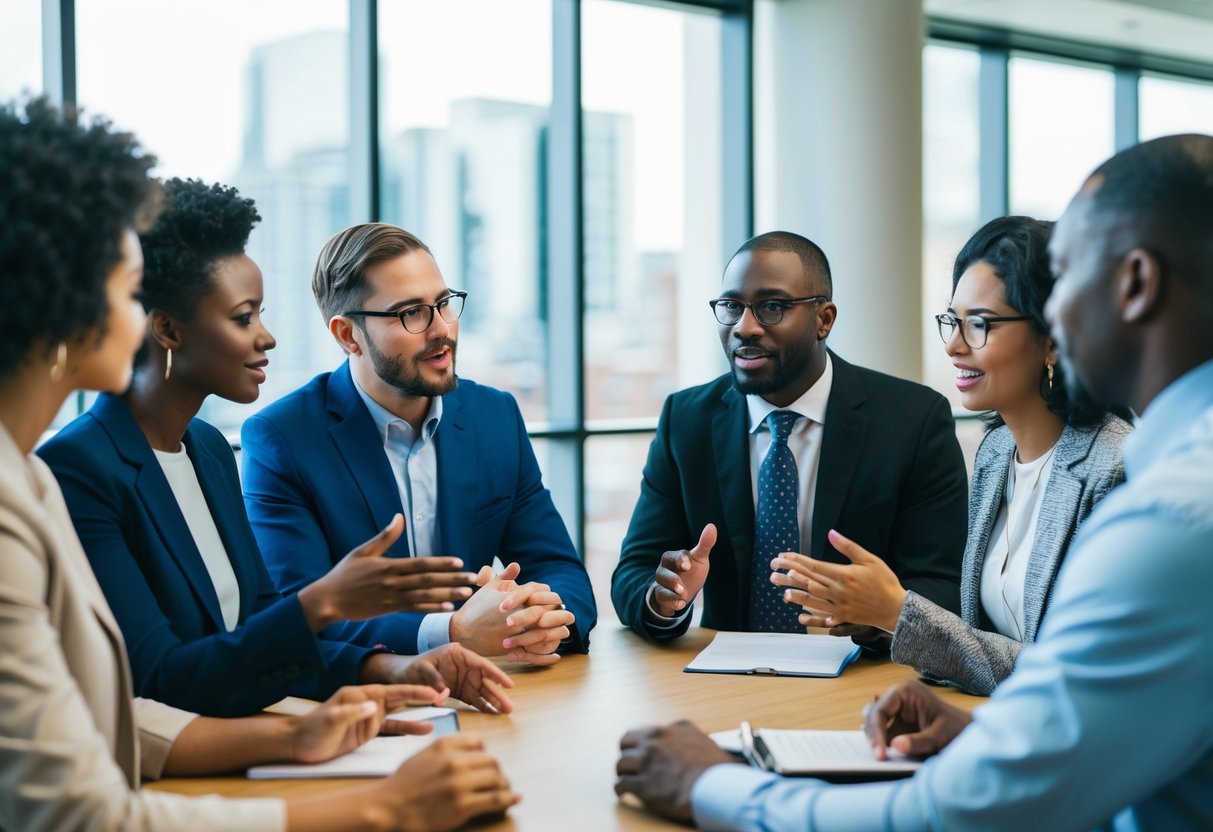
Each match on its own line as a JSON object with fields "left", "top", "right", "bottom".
{"left": 39, "top": 176, "right": 512, "bottom": 719}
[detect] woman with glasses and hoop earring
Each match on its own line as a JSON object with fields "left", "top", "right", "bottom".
{"left": 771, "top": 216, "right": 1132, "bottom": 695}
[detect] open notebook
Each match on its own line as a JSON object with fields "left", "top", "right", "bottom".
{"left": 685, "top": 632, "right": 861, "bottom": 677}
{"left": 247, "top": 705, "right": 459, "bottom": 779}
{"left": 712, "top": 727, "right": 920, "bottom": 779}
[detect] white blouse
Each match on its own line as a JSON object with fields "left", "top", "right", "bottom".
{"left": 980, "top": 446, "right": 1056, "bottom": 640}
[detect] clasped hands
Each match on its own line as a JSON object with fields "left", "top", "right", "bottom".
{"left": 615, "top": 680, "right": 971, "bottom": 822}
{"left": 299, "top": 514, "right": 574, "bottom": 665}
{"left": 451, "top": 561, "right": 575, "bottom": 666}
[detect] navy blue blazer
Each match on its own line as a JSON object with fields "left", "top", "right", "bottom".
{"left": 611, "top": 352, "right": 969, "bottom": 641}
{"left": 37, "top": 394, "right": 374, "bottom": 718}
{"left": 240, "top": 363, "right": 596, "bottom": 654}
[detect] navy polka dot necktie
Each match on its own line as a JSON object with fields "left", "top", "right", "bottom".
{"left": 749, "top": 410, "right": 804, "bottom": 632}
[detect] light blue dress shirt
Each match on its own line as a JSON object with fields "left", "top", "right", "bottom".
{"left": 352, "top": 379, "right": 452, "bottom": 653}
{"left": 692, "top": 359, "right": 1213, "bottom": 831}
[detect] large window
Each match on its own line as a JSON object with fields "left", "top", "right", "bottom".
{"left": 1140, "top": 73, "right": 1213, "bottom": 140}
{"left": 579, "top": 2, "right": 742, "bottom": 585}
{"left": 922, "top": 43, "right": 981, "bottom": 411}
{"left": 1008, "top": 55, "right": 1115, "bottom": 220}
{"left": 76, "top": 0, "right": 351, "bottom": 433}
{"left": 36, "top": 1, "right": 748, "bottom": 587}
{"left": 0, "top": 1, "right": 41, "bottom": 101}
{"left": 379, "top": 1, "right": 553, "bottom": 422}
{"left": 581, "top": 0, "right": 727, "bottom": 423}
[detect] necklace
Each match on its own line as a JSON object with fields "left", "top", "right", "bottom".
{"left": 997, "top": 441, "right": 1059, "bottom": 641}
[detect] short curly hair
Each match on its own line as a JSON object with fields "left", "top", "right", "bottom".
{"left": 0, "top": 97, "right": 158, "bottom": 380}
{"left": 139, "top": 177, "right": 261, "bottom": 320}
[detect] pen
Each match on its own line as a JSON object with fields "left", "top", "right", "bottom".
{"left": 739, "top": 721, "right": 761, "bottom": 769}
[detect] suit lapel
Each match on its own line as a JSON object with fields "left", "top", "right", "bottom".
{"left": 810, "top": 354, "right": 867, "bottom": 560}
{"left": 183, "top": 423, "right": 259, "bottom": 621}
{"left": 1021, "top": 424, "right": 1089, "bottom": 640}
{"left": 714, "top": 386, "right": 755, "bottom": 608}
{"left": 327, "top": 364, "right": 409, "bottom": 556}
{"left": 962, "top": 439, "right": 1010, "bottom": 624}
{"left": 92, "top": 395, "right": 227, "bottom": 631}
{"left": 435, "top": 386, "right": 473, "bottom": 559}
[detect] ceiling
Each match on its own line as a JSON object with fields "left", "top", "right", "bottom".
{"left": 926, "top": 0, "right": 1213, "bottom": 64}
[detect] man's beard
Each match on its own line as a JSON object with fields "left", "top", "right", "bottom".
{"left": 367, "top": 336, "right": 458, "bottom": 398}
{"left": 728, "top": 354, "right": 795, "bottom": 397}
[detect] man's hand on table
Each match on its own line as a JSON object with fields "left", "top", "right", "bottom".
{"left": 615, "top": 720, "right": 738, "bottom": 823}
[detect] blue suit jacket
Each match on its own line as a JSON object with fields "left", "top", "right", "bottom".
{"left": 37, "top": 394, "right": 374, "bottom": 717}
{"left": 240, "top": 364, "right": 596, "bottom": 654}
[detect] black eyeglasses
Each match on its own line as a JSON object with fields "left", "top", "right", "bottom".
{"left": 709, "top": 296, "right": 829, "bottom": 327}
{"left": 344, "top": 291, "right": 467, "bottom": 334}
{"left": 935, "top": 311, "right": 1032, "bottom": 349}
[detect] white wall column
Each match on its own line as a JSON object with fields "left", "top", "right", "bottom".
{"left": 754, "top": 0, "right": 924, "bottom": 381}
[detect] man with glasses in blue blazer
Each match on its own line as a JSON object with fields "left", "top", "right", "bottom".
{"left": 242, "top": 223, "right": 596, "bottom": 665}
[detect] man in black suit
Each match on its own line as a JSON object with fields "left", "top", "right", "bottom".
{"left": 611, "top": 231, "right": 967, "bottom": 646}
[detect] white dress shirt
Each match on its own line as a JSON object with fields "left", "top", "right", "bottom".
{"left": 153, "top": 447, "right": 241, "bottom": 632}
{"left": 351, "top": 378, "right": 451, "bottom": 652}
{"left": 646, "top": 354, "right": 835, "bottom": 626}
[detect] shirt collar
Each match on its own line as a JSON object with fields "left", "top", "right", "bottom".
{"left": 746, "top": 352, "right": 833, "bottom": 434}
{"left": 1121, "top": 357, "right": 1213, "bottom": 481}
{"left": 351, "top": 374, "right": 443, "bottom": 444}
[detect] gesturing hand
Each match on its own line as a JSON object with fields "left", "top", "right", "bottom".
{"left": 651, "top": 523, "right": 717, "bottom": 618}
{"left": 290, "top": 683, "right": 445, "bottom": 764}
{"left": 863, "top": 680, "right": 971, "bottom": 760}
{"left": 769, "top": 529, "right": 908, "bottom": 633}
{"left": 298, "top": 514, "right": 479, "bottom": 629}
{"left": 615, "top": 720, "right": 736, "bottom": 823}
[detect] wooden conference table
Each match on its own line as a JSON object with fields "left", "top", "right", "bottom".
{"left": 148, "top": 625, "right": 984, "bottom": 829}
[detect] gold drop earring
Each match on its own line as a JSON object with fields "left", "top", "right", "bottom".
{"left": 164, "top": 348, "right": 173, "bottom": 381}
{"left": 49, "top": 342, "right": 68, "bottom": 382}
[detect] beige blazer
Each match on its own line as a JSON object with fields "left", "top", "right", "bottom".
{"left": 0, "top": 425, "right": 285, "bottom": 831}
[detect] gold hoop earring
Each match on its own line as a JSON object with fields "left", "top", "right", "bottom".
{"left": 164, "top": 348, "right": 173, "bottom": 381}
{"left": 1047, "top": 361, "right": 1055, "bottom": 392}
{"left": 49, "top": 342, "right": 68, "bottom": 383}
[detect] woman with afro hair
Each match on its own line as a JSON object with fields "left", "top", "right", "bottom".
{"left": 0, "top": 97, "right": 519, "bottom": 832}
{"left": 39, "top": 176, "right": 514, "bottom": 719}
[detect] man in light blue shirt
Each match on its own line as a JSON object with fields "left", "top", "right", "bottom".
{"left": 616, "top": 134, "right": 1213, "bottom": 830}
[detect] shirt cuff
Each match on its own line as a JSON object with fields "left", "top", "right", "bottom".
{"left": 133, "top": 697, "right": 199, "bottom": 781}
{"left": 692, "top": 760, "right": 922, "bottom": 831}
{"left": 417, "top": 611, "right": 454, "bottom": 653}
{"left": 691, "top": 764, "right": 784, "bottom": 830}
{"left": 643, "top": 584, "right": 692, "bottom": 629}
